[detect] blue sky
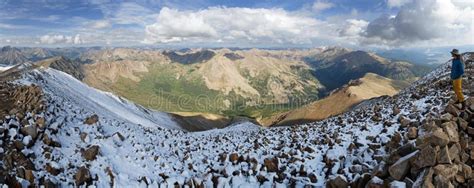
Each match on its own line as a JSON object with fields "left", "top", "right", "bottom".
{"left": 0, "top": 0, "right": 472, "bottom": 48}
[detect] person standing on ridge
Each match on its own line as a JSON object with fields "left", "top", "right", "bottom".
{"left": 450, "top": 49, "right": 465, "bottom": 109}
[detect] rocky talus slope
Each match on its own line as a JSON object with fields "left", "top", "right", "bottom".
{"left": 0, "top": 55, "right": 472, "bottom": 187}
{"left": 374, "top": 100, "right": 474, "bottom": 187}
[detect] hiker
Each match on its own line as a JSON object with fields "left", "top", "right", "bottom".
{"left": 450, "top": 49, "right": 465, "bottom": 108}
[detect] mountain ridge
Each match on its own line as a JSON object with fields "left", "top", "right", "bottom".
{"left": 259, "top": 72, "right": 408, "bottom": 126}
{"left": 0, "top": 46, "right": 432, "bottom": 120}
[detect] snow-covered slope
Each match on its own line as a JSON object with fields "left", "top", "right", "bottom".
{"left": 24, "top": 68, "right": 181, "bottom": 130}
{"left": 0, "top": 53, "right": 472, "bottom": 187}
{"left": 0, "top": 65, "right": 13, "bottom": 72}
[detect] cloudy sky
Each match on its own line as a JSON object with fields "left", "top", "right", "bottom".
{"left": 0, "top": 0, "right": 472, "bottom": 48}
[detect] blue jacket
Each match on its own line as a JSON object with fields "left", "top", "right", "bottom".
{"left": 451, "top": 58, "right": 464, "bottom": 80}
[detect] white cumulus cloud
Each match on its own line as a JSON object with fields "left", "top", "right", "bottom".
{"left": 312, "top": 0, "right": 335, "bottom": 12}
{"left": 39, "top": 34, "right": 83, "bottom": 45}
{"left": 144, "top": 7, "right": 323, "bottom": 45}
{"left": 355, "top": 0, "right": 474, "bottom": 47}
{"left": 339, "top": 19, "right": 369, "bottom": 37}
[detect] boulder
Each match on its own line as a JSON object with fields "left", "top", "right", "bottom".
{"left": 84, "top": 114, "right": 99, "bottom": 125}
{"left": 40, "top": 178, "right": 57, "bottom": 188}
{"left": 412, "top": 168, "right": 434, "bottom": 188}
{"left": 366, "top": 176, "right": 384, "bottom": 188}
{"left": 308, "top": 173, "right": 318, "bottom": 183}
{"left": 13, "top": 139, "right": 25, "bottom": 150}
{"left": 460, "top": 164, "right": 472, "bottom": 181}
{"left": 448, "top": 145, "right": 461, "bottom": 163}
{"left": 229, "top": 153, "right": 239, "bottom": 163}
{"left": 433, "top": 164, "right": 458, "bottom": 179}
{"left": 434, "top": 175, "right": 454, "bottom": 188}
{"left": 413, "top": 146, "right": 439, "bottom": 169}
{"left": 20, "top": 125, "right": 37, "bottom": 140}
{"left": 327, "top": 175, "right": 348, "bottom": 188}
{"left": 467, "top": 127, "right": 474, "bottom": 135}
{"left": 441, "top": 122, "right": 459, "bottom": 143}
{"left": 43, "top": 134, "right": 61, "bottom": 147}
{"left": 399, "top": 117, "right": 410, "bottom": 127}
{"left": 263, "top": 157, "right": 279, "bottom": 172}
{"left": 445, "top": 104, "right": 460, "bottom": 116}
{"left": 82, "top": 145, "right": 100, "bottom": 161}
{"left": 407, "top": 127, "right": 418, "bottom": 140}
{"left": 218, "top": 153, "right": 227, "bottom": 162}
{"left": 418, "top": 128, "right": 449, "bottom": 147}
{"left": 372, "top": 161, "right": 389, "bottom": 178}
{"left": 4, "top": 150, "right": 35, "bottom": 170}
{"left": 80, "top": 132, "right": 88, "bottom": 142}
{"left": 437, "top": 146, "right": 452, "bottom": 164}
{"left": 458, "top": 118, "right": 468, "bottom": 131}
{"left": 75, "top": 166, "right": 91, "bottom": 186}
{"left": 422, "top": 121, "right": 438, "bottom": 132}
{"left": 389, "top": 150, "right": 418, "bottom": 180}
{"left": 45, "top": 163, "right": 61, "bottom": 176}
{"left": 35, "top": 117, "right": 46, "bottom": 128}
{"left": 387, "top": 133, "right": 402, "bottom": 151}
{"left": 24, "top": 170, "right": 34, "bottom": 184}
{"left": 440, "top": 113, "right": 453, "bottom": 122}
{"left": 351, "top": 173, "right": 370, "bottom": 188}
{"left": 392, "top": 107, "right": 401, "bottom": 115}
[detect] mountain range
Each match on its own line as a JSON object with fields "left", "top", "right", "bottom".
{"left": 0, "top": 46, "right": 432, "bottom": 124}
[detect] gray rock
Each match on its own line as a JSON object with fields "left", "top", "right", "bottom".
{"left": 413, "top": 145, "right": 439, "bottom": 170}
{"left": 433, "top": 164, "right": 458, "bottom": 179}
{"left": 412, "top": 168, "right": 434, "bottom": 188}
{"left": 389, "top": 150, "right": 418, "bottom": 180}
{"left": 437, "top": 146, "right": 452, "bottom": 164}
{"left": 434, "top": 175, "right": 454, "bottom": 188}
{"left": 441, "top": 122, "right": 459, "bottom": 143}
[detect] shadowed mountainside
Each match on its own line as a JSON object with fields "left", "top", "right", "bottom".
{"left": 260, "top": 73, "right": 409, "bottom": 126}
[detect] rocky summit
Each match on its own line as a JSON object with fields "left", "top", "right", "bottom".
{"left": 0, "top": 53, "right": 472, "bottom": 187}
